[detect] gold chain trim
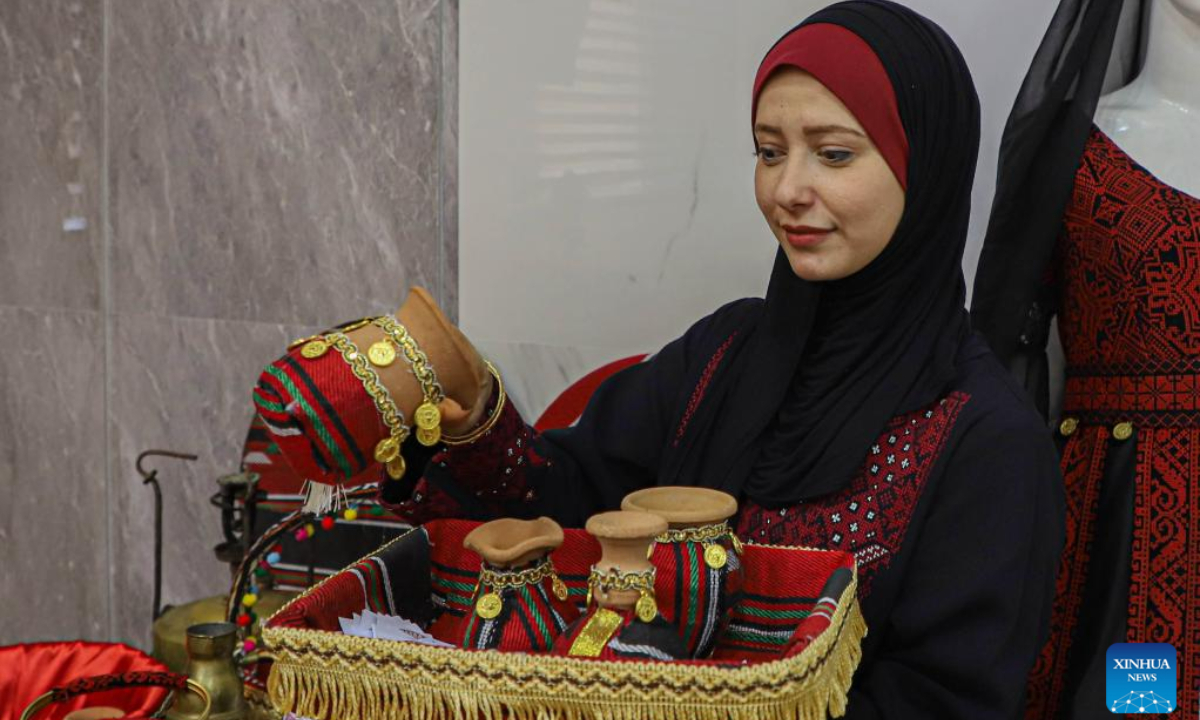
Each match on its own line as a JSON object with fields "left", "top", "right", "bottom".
{"left": 587, "top": 566, "right": 655, "bottom": 593}
{"left": 441, "top": 361, "right": 507, "bottom": 446}
{"left": 326, "top": 332, "right": 411, "bottom": 479}
{"left": 656, "top": 521, "right": 731, "bottom": 544}
{"left": 479, "top": 558, "right": 558, "bottom": 590}
{"left": 372, "top": 316, "right": 446, "bottom": 402}
{"left": 372, "top": 315, "right": 447, "bottom": 446}
{"left": 288, "top": 316, "right": 379, "bottom": 349}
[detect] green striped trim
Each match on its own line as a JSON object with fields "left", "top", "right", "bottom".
{"left": 265, "top": 366, "right": 353, "bottom": 477}
{"left": 255, "top": 397, "right": 287, "bottom": 414}
{"left": 518, "top": 586, "right": 554, "bottom": 649}
{"left": 736, "top": 605, "right": 812, "bottom": 620}
{"left": 722, "top": 629, "right": 790, "bottom": 646}
{"left": 685, "top": 542, "right": 699, "bottom": 642}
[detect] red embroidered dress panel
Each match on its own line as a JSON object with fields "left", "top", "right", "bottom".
{"left": 1027, "top": 128, "right": 1200, "bottom": 719}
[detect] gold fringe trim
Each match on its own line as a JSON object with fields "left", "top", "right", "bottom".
{"left": 263, "top": 528, "right": 867, "bottom": 720}
{"left": 265, "top": 577, "right": 865, "bottom": 720}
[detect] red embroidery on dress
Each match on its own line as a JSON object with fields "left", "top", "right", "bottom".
{"left": 673, "top": 332, "right": 738, "bottom": 447}
{"left": 1024, "top": 427, "right": 1108, "bottom": 719}
{"left": 1031, "top": 127, "right": 1200, "bottom": 719}
{"left": 735, "top": 392, "right": 969, "bottom": 597}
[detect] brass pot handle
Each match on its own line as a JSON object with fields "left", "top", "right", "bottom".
{"left": 20, "top": 677, "right": 211, "bottom": 720}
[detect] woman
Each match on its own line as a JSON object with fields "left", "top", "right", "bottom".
{"left": 384, "top": 1, "right": 1064, "bottom": 715}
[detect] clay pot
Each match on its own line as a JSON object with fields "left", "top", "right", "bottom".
{"left": 343, "top": 286, "right": 492, "bottom": 436}
{"left": 454, "top": 517, "right": 578, "bottom": 652}
{"left": 585, "top": 511, "right": 667, "bottom": 610}
{"left": 622, "top": 486, "right": 743, "bottom": 659}
{"left": 621, "top": 486, "right": 738, "bottom": 529}
{"left": 463, "top": 517, "right": 564, "bottom": 569}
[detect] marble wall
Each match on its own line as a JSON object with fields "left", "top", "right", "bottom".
{"left": 0, "top": 0, "right": 458, "bottom": 648}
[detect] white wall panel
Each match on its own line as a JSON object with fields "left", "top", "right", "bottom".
{"left": 461, "top": 0, "right": 1058, "bottom": 419}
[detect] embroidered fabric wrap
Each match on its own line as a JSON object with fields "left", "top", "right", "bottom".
{"left": 263, "top": 519, "right": 865, "bottom": 720}
{"left": 253, "top": 340, "right": 386, "bottom": 489}
{"left": 651, "top": 533, "right": 743, "bottom": 658}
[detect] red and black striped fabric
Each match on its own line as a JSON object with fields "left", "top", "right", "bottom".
{"left": 651, "top": 537, "right": 743, "bottom": 659}
{"left": 253, "top": 340, "right": 385, "bottom": 488}
{"left": 453, "top": 566, "right": 579, "bottom": 652}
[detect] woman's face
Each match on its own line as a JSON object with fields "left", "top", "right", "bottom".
{"left": 754, "top": 68, "right": 905, "bottom": 282}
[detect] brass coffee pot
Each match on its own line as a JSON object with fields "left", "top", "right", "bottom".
{"left": 166, "top": 623, "right": 248, "bottom": 720}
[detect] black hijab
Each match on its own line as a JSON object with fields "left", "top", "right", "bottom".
{"left": 665, "top": 0, "right": 980, "bottom": 506}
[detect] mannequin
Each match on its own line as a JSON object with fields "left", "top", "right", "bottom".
{"left": 977, "top": 1, "right": 1200, "bottom": 716}
{"left": 1095, "top": 0, "right": 1200, "bottom": 196}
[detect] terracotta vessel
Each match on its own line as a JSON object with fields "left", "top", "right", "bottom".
{"left": 343, "top": 287, "right": 492, "bottom": 437}
{"left": 622, "top": 486, "right": 744, "bottom": 659}
{"left": 454, "top": 517, "right": 578, "bottom": 652}
{"left": 553, "top": 511, "right": 688, "bottom": 660}
{"left": 585, "top": 511, "right": 666, "bottom": 611}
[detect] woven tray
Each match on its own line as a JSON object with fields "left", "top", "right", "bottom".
{"left": 263, "top": 519, "right": 865, "bottom": 720}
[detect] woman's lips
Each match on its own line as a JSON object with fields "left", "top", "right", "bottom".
{"left": 782, "top": 224, "right": 833, "bottom": 248}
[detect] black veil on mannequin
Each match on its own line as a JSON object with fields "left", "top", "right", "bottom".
{"left": 971, "top": 0, "right": 1150, "bottom": 420}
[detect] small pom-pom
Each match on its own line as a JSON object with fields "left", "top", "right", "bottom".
{"left": 236, "top": 613, "right": 252, "bottom": 627}
{"left": 343, "top": 508, "right": 359, "bottom": 521}
{"left": 370, "top": 505, "right": 385, "bottom": 516}
{"left": 243, "top": 638, "right": 257, "bottom": 653}
{"left": 253, "top": 567, "right": 268, "bottom": 579}
{"left": 266, "top": 551, "right": 281, "bottom": 565}
{"left": 321, "top": 515, "right": 336, "bottom": 531}
{"left": 242, "top": 593, "right": 258, "bottom": 608}
{"left": 305, "top": 523, "right": 315, "bottom": 536}
{"left": 294, "top": 528, "right": 308, "bottom": 541}
{"left": 271, "top": 544, "right": 284, "bottom": 554}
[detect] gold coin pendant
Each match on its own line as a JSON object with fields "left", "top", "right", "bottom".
{"left": 415, "top": 402, "right": 442, "bottom": 431}
{"left": 1113, "top": 422, "right": 1133, "bottom": 441}
{"left": 367, "top": 341, "right": 396, "bottom": 367}
{"left": 1059, "top": 417, "right": 1079, "bottom": 437}
{"left": 416, "top": 424, "right": 442, "bottom": 447}
{"left": 374, "top": 436, "right": 400, "bottom": 464}
{"left": 552, "top": 576, "right": 569, "bottom": 602}
{"left": 476, "top": 592, "right": 503, "bottom": 620}
{"left": 704, "top": 544, "right": 728, "bottom": 570}
{"left": 301, "top": 339, "right": 329, "bottom": 359}
{"left": 386, "top": 455, "right": 407, "bottom": 481}
{"left": 635, "top": 593, "right": 658, "bottom": 623}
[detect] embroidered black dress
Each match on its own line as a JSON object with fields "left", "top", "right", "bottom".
{"left": 1021, "top": 127, "right": 1200, "bottom": 720}
{"left": 384, "top": 299, "right": 1064, "bottom": 719}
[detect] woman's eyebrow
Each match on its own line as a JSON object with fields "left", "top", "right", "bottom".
{"left": 753, "top": 122, "right": 784, "bottom": 136}
{"left": 804, "top": 124, "right": 866, "bottom": 138}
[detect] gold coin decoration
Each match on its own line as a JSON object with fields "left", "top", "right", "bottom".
{"left": 475, "top": 592, "right": 502, "bottom": 620}
{"left": 1113, "top": 421, "right": 1134, "bottom": 441}
{"left": 552, "top": 576, "right": 569, "bottom": 602}
{"left": 731, "top": 534, "right": 745, "bottom": 556}
{"left": 1059, "top": 417, "right": 1079, "bottom": 437}
{"left": 635, "top": 593, "right": 658, "bottom": 623}
{"left": 301, "top": 339, "right": 329, "bottom": 359}
{"left": 367, "top": 340, "right": 396, "bottom": 367}
{"left": 289, "top": 334, "right": 321, "bottom": 350}
{"left": 386, "top": 455, "right": 407, "bottom": 481}
{"left": 704, "top": 544, "right": 728, "bottom": 570}
{"left": 415, "top": 402, "right": 442, "bottom": 430}
{"left": 374, "top": 436, "right": 400, "bottom": 464}
{"left": 416, "top": 425, "right": 442, "bottom": 447}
